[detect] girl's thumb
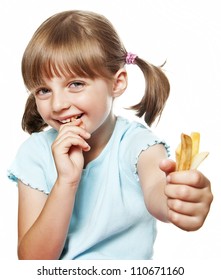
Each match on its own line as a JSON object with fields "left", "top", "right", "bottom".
{"left": 159, "top": 158, "right": 176, "bottom": 176}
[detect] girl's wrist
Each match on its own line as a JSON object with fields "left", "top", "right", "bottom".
{"left": 54, "top": 177, "right": 80, "bottom": 193}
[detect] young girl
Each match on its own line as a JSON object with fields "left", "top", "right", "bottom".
{"left": 8, "top": 10, "right": 212, "bottom": 260}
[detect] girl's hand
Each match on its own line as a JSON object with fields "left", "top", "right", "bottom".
{"left": 51, "top": 119, "right": 91, "bottom": 188}
{"left": 160, "top": 159, "right": 213, "bottom": 231}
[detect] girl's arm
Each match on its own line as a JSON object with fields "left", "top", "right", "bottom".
{"left": 17, "top": 179, "right": 77, "bottom": 259}
{"left": 137, "top": 144, "right": 169, "bottom": 223}
{"left": 17, "top": 119, "right": 91, "bottom": 260}
{"left": 137, "top": 144, "right": 213, "bottom": 231}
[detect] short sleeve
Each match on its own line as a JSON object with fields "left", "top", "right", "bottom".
{"left": 119, "top": 122, "right": 170, "bottom": 181}
{"left": 7, "top": 129, "right": 57, "bottom": 194}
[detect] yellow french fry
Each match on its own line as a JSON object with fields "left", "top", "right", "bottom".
{"left": 176, "top": 132, "right": 209, "bottom": 171}
{"left": 175, "top": 143, "right": 181, "bottom": 170}
{"left": 176, "top": 134, "right": 192, "bottom": 171}
{"left": 190, "top": 151, "right": 209, "bottom": 169}
{"left": 190, "top": 132, "right": 200, "bottom": 159}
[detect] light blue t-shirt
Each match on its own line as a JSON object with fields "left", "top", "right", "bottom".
{"left": 8, "top": 116, "right": 169, "bottom": 259}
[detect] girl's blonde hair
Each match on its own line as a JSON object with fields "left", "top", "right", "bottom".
{"left": 21, "top": 10, "right": 170, "bottom": 133}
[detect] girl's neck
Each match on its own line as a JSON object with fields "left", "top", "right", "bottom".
{"left": 83, "top": 114, "right": 117, "bottom": 167}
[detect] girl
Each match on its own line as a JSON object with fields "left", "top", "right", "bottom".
{"left": 8, "top": 10, "right": 212, "bottom": 260}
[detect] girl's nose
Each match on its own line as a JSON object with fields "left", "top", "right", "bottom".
{"left": 51, "top": 92, "right": 70, "bottom": 112}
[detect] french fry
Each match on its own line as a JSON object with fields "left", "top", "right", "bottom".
{"left": 190, "top": 151, "right": 209, "bottom": 169}
{"left": 190, "top": 132, "right": 200, "bottom": 158}
{"left": 176, "top": 134, "right": 192, "bottom": 171}
{"left": 175, "top": 142, "right": 181, "bottom": 169}
{"left": 176, "top": 132, "right": 209, "bottom": 171}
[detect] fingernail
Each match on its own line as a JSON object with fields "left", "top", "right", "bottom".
{"left": 85, "top": 145, "right": 91, "bottom": 151}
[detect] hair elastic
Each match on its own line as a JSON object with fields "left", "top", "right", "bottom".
{"left": 125, "top": 52, "right": 137, "bottom": 64}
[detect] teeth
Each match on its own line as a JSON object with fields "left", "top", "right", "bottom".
{"left": 60, "top": 118, "right": 71, "bottom": 124}
{"left": 60, "top": 114, "right": 83, "bottom": 124}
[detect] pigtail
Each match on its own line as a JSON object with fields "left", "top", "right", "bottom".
{"left": 22, "top": 94, "right": 48, "bottom": 134}
{"left": 130, "top": 57, "right": 170, "bottom": 126}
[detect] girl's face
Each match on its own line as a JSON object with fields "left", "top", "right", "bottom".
{"left": 33, "top": 71, "right": 126, "bottom": 135}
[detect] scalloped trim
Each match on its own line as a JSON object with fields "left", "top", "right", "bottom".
{"left": 134, "top": 140, "right": 170, "bottom": 181}
{"left": 7, "top": 170, "right": 49, "bottom": 195}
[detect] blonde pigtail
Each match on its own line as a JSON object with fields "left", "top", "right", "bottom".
{"left": 22, "top": 94, "right": 48, "bottom": 134}
{"left": 130, "top": 57, "right": 170, "bottom": 126}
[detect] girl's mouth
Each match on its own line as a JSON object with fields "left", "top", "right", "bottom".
{"left": 59, "top": 114, "right": 84, "bottom": 124}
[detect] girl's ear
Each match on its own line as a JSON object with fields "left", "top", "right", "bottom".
{"left": 112, "top": 68, "right": 128, "bottom": 97}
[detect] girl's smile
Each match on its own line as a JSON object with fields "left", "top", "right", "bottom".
{"left": 33, "top": 69, "right": 127, "bottom": 160}
{"left": 34, "top": 75, "right": 116, "bottom": 134}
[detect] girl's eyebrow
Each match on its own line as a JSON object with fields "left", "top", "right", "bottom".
{"left": 63, "top": 75, "right": 91, "bottom": 84}
{"left": 34, "top": 83, "right": 48, "bottom": 89}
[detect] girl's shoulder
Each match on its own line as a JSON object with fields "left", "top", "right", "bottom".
{"left": 16, "top": 127, "right": 58, "bottom": 167}
{"left": 15, "top": 128, "right": 58, "bottom": 156}
{"left": 25, "top": 128, "right": 57, "bottom": 147}
{"left": 7, "top": 128, "right": 58, "bottom": 193}
{"left": 116, "top": 116, "right": 170, "bottom": 155}
{"left": 116, "top": 116, "right": 170, "bottom": 179}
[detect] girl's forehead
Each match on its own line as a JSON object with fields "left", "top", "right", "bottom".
{"left": 42, "top": 72, "right": 85, "bottom": 84}
{"left": 37, "top": 51, "right": 95, "bottom": 77}
{"left": 42, "top": 61, "right": 83, "bottom": 79}
{"left": 27, "top": 56, "right": 111, "bottom": 91}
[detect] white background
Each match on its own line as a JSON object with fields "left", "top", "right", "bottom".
{"left": 0, "top": 0, "right": 220, "bottom": 268}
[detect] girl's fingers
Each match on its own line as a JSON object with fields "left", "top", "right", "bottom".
{"left": 167, "top": 198, "right": 207, "bottom": 217}
{"left": 66, "top": 136, "right": 90, "bottom": 152}
{"left": 168, "top": 210, "right": 205, "bottom": 231}
{"left": 57, "top": 124, "right": 91, "bottom": 141}
{"left": 54, "top": 130, "right": 90, "bottom": 147}
{"left": 52, "top": 135, "right": 90, "bottom": 154}
{"left": 166, "top": 169, "right": 210, "bottom": 189}
{"left": 165, "top": 183, "right": 204, "bottom": 202}
{"left": 159, "top": 159, "right": 176, "bottom": 176}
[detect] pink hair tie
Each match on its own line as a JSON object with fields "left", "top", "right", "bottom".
{"left": 125, "top": 52, "right": 137, "bottom": 64}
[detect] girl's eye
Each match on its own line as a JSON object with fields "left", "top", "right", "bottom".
{"left": 36, "top": 88, "right": 50, "bottom": 95}
{"left": 69, "top": 81, "right": 85, "bottom": 92}
{"left": 34, "top": 88, "right": 51, "bottom": 99}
